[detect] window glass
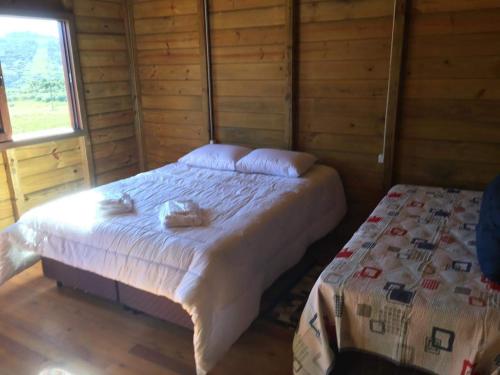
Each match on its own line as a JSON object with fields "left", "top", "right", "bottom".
{"left": 0, "top": 16, "right": 73, "bottom": 140}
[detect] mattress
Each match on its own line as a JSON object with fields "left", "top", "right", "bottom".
{"left": 294, "top": 185, "right": 500, "bottom": 375}
{"left": 0, "top": 162, "right": 346, "bottom": 374}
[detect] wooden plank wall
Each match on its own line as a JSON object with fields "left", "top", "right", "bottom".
{"left": 296, "top": 0, "right": 394, "bottom": 220}
{"left": 0, "top": 137, "right": 91, "bottom": 230}
{"left": 128, "top": 0, "right": 500, "bottom": 225}
{"left": 5, "top": 0, "right": 496, "bottom": 231}
{"left": 0, "top": 0, "right": 64, "bottom": 12}
{"left": 5, "top": 137, "right": 90, "bottom": 215}
{"left": 74, "top": 0, "right": 140, "bottom": 184}
{"left": 132, "top": 0, "right": 208, "bottom": 168}
{"left": 0, "top": 156, "right": 15, "bottom": 229}
{"left": 128, "top": 0, "right": 397, "bottom": 222}
{"left": 396, "top": 0, "right": 500, "bottom": 189}
{"left": 209, "top": 0, "right": 290, "bottom": 148}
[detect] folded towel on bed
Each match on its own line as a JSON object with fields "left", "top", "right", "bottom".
{"left": 159, "top": 200, "right": 203, "bottom": 228}
{"left": 97, "top": 193, "right": 134, "bottom": 216}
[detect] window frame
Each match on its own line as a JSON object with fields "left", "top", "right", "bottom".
{"left": 0, "top": 9, "right": 89, "bottom": 150}
{"left": 0, "top": 61, "right": 12, "bottom": 142}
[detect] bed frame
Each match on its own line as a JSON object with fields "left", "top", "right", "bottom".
{"left": 41, "top": 257, "right": 194, "bottom": 330}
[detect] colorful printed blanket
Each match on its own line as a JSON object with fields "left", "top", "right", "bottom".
{"left": 293, "top": 185, "right": 500, "bottom": 375}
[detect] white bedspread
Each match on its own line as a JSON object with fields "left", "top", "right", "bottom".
{"left": 0, "top": 162, "right": 346, "bottom": 374}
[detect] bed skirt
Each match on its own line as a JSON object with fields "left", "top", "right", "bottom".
{"left": 41, "top": 257, "right": 194, "bottom": 331}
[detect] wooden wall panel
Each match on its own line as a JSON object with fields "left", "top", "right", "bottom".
{"left": 296, "top": 0, "right": 393, "bottom": 222}
{"left": 0, "top": 0, "right": 64, "bottom": 12}
{"left": 395, "top": 1, "right": 500, "bottom": 189}
{"left": 75, "top": 0, "right": 141, "bottom": 183}
{"left": 210, "top": 0, "right": 290, "bottom": 148}
{"left": 128, "top": 0, "right": 500, "bottom": 228}
{"left": 5, "top": 137, "right": 90, "bottom": 216}
{"left": 0, "top": 154, "right": 15, "bottom": 230}
{"left": 132, "top": 0, "right": 208, "bottom": 167}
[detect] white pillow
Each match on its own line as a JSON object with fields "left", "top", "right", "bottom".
{"left": 178, "top": 144, "right": 251, "bottom": 171}
{"left": 236, "top": 148, "right": 317, "bottom": 177}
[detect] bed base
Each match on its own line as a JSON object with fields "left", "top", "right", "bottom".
{"left": 41, "top": 258, "right": 194, "bottom": 330}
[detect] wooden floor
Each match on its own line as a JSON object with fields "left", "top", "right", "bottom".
{"left": 0, "top": 263, "right": 295, "bottom": 375}
{"left": 0, "top": 220, "right": 352, "bottom": 375}
{"left": 0, "top": 227, "right": 426, "bottom": 375}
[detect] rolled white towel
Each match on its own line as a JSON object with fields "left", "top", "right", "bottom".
{"left": 159, "top": 200, "right": 203, "bottom": 228}
{"left": 97, "top": 193, "right": 134, "bottom": 216}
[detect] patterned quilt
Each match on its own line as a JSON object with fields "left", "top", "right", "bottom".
{"left": 293, "top": 185, "right": 500, "bottom": 375}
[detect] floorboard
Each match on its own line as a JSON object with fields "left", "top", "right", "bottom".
{"left": 0, "top": 221, "right": 424, "bottom": 375}
{"left": 0, "top": 263, "right": 295, "bottom": 375}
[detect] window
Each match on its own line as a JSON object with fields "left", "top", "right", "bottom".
{"left": 0, "top": 14, "right": 82, "bottom": 143}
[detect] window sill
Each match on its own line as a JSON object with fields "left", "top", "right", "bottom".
{"left": 0, "top": 129, "right": 87, "bottom": 151}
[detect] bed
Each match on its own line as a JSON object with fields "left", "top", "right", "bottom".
{"left": 293, "top": 185, "right": 500, "bottom": 375}
{"left": 0, "top": 161, "right": 346, "bottom": 374}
